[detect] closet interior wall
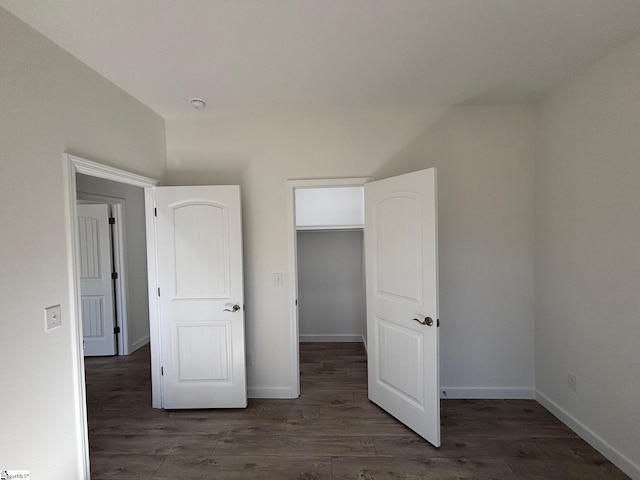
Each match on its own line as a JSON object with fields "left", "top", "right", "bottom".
{"left": 296, "top": 229, "right": 366, "bottom": 344}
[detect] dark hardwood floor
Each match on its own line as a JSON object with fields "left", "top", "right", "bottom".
{"left": 85, "top": 342, "right": 628, "bottom": 479}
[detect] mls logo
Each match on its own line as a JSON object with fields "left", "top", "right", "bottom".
{"left": 0, "top": 471, "right": 30, "bottom": 480}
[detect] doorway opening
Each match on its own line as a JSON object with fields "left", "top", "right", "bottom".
{"left": 76, "top": 173, "right": 151, "bottom": 357}
{"left": 286, "top": 178, "right": 371, "bottom": 397}
{"left": 65, "top": 154, "right": 158, "bottom": 476}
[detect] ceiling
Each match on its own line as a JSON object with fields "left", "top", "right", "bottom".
{"left": 3, "top": 0, "right": 640, "bottom": 118}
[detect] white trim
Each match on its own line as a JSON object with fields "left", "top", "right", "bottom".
{"left": 110, "top": 203, "right": 129, "bottom": 354}
{"left": 248, "top": 386, "right": 295, "bottom": 399}
{"left": 63, "top": 157, "right": 90, "bottom": 479}
{"left": 129, "top": 335, "right": 150, "bottom": 353}
{"left": 285, "top": 182, "right": 300, "bottom": 398}
{"left": 296, "top": 224, "right": 364, "bottom": 231}
{"left": 536, "top": 390, "right": 640, "bottom": 480}
{"left": 287, "top": 177, "right": 372, "bottom": 189}
{"left": 70, "top": 154, "right": 158, "bottom": 188}
{"left": 65, "top": 154, "right": 159, "bottom": 478}
{"left": 286, "top": 177, "right": 373, "bottom": 400}
{"left": 299, "top": 334, "right": 366, "bottom": 343}
{"left": 440, "top": 387, "right": 536, "bottom": 399}
{"left": 144, "top": 186, "right": 163, "bottom": 409}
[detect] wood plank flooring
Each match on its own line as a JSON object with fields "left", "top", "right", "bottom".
{"left": 85, "top": 342, "right": 628, "bottom": 479}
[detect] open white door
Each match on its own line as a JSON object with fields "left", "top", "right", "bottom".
{"left": 155, "top": 186, "right": 247, "bottom": 409}
{"left": 77, "top": 203, "right": 117, "bottom": 356}
{"left": 365, "top": 168, "right": 440, "bottom": 447}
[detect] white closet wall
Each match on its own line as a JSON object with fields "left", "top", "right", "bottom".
{"left": 295, "top": 187, "right": 364, "bottom": 229}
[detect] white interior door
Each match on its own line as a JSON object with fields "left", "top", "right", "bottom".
{"left": 365, "top": 168, "right": 440, "bottom": 447}
{"left": 78, "top": 203, "right": 117, "bottom": 356}
{"left": 155, "top": 186, "right": 247, "bottom": 409}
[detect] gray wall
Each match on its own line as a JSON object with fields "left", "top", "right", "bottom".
{"left": 535, "top": 36, "right": 640, "bottom": 476}
{"left": 375, "top": 106, "right": 537, "bottom": 398}
{"left": 0, "top": 8, "right": 165, "bottom": 477}
{"left": 76, "top": 173, "right": 150, "bottom": 353}
{"left": 297, "top": 230, "right": 366, "bottom": 341}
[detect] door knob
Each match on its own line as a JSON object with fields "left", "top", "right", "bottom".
{"left": 413, "top": 316, "right": 434, "bottom": 326}
{"left": 224, "top": 304, "right": 241, "bottom": 312}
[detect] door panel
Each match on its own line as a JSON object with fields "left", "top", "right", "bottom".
{"left": 177, "top": 324, "right": 231, "bottom": 381}
{"left": 174, "top": 203, "right": 229, "bottom": 298}
{"left": 375, "top": 193, "right": 423, "bottom": 303}
{"left": 365, "top": 168, "right": 440, "bottom": 447}
{"left": 78, "top": 204, "right": 117, "bottom": 356}
{"left": 377, "top": 319, "right": 424, "bottom": 406}
{"left": 155, "top": 186, "right": 246, "bottom": 409}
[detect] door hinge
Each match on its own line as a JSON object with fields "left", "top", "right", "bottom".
{"left": 157, "top": 287, "right": 161, "bottom": 297}
{"left": 114, "top": 326, "right": 121, "bottom": 334}
{"left": 295, "top": 299, "right": 298, "bottom": 306}
{"left": 161, "top": 366, "right": 164, "bottom": 375}
{"left": 437, "top": 318, "right": 440, "bottom": 327}
{"left": 154, "top": 207, "right": 157, "bottom": 217}
{"left": 111, "top": 272, "right": 118, "bottom": 280}
{"left": 108, "top": 217, "right": 116, "bottom": 225}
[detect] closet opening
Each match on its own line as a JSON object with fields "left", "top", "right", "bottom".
{"left": 289, "top": 182, "right": 369, "bottom": 396}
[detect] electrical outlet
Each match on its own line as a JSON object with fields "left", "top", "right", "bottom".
{"left": 568, "top": 373, "right": 577, "bottom": 392}
{"left": 45, "top": 305, "right": 62, "bottom": 331}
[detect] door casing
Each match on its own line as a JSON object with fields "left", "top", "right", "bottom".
{"left": 285, "top": 177, "right": 372, "bottom": 398}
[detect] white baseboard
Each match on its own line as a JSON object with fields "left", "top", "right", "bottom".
{"left": 536, "top": 390, "right": 640, "bottom": 480}
{"left": 128, "top": 335, "right": 150, "bottom": 354}
{"left": 299, "top": 334, "right": 366, "bottom": 343}
{"left": 248, "top": 386, "right": 295, "bottom": 399}
{"left": 440, "top": 387, "right": 535, "bottom": 399}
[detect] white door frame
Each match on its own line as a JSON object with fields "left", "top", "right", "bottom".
{"left": 76, "top": 195, "right": 128, "bottom": 355}
{"left": 285, "top": 177, "right": 372, "bottom": 397}
{"left": 64, "top": 154, "right": 158, "bottom": 477}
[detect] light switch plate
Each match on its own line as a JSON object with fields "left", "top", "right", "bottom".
{"left": 45, "top": 305, "right": 62, "bottom": 331}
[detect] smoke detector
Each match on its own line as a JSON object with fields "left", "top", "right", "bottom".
{"left": 190, "top": 98, "right": 206, "bottom": 109}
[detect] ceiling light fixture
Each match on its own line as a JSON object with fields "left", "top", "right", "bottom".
{"left": 190, "top": 98, "right": 206, "bottom": 109}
